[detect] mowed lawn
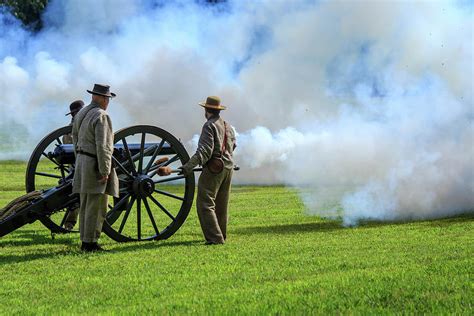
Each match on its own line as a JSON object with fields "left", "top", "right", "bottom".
{"left": 0, "top": 160, "right": 472, "bottom": 314}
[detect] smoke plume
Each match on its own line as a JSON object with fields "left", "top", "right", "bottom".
{"left": 0, "top": 0, "right": 472, "bottom": 225}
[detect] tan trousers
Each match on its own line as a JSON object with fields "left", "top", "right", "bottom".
{"left": 79, "top": 193, "right": 108, "bottom": 243}
{"left": 196, "top": 168, "right": 233, "bottom": 244}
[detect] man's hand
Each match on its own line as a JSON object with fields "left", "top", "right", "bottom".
{"left": 157, "top": 166, "right": 172, "bottom": 176}
{"left": 98, "top": 175, "right": 108, "bottom": 184}
{"left": 178, "top": 156, "right": 199, "bottom": 176}
{"left": 178, "top": 165, "right": 192, "bottom": 176}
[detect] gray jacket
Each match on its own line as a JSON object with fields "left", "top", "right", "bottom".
{"left": 71, "top": 102, "right": 119, "bottom": 197}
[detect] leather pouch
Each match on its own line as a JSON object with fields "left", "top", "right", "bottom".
{"left": 207, "top": 156, "right": 224, "bottom": 174}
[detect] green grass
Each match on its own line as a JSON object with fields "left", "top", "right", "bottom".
{"left": 0, "top": 160, "right": 472, "bottom": 314}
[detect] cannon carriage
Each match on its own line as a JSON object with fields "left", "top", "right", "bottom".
{"left": 0, "top": 125, "right": 196, "bottom": 242}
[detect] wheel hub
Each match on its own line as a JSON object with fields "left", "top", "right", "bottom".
{"left": 132, "top": 175, "right": 155, "bottom": 198}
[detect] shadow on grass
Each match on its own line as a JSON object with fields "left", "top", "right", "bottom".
{"left": 357, "top": 212, "right": 474, "bottom": 228}
{"left": 109, "top": 239, "right": 202, "bottom": 253}
{"left": 421, "top": 212, "right": 474, "bottom": 227}
{"left": 0, "top": 229, "right": 75, "bottom": 247}
{"left": 234, "top": 221, "right": 343, "bottom": 235}
{"left": 235, "top": 213, "right": 474, "bottom": 236}
{"left": 0, "top": 249, "right": 77, "bottom": 265}
{"left": 0, "top": 237, "right": 202, "bottom": 265}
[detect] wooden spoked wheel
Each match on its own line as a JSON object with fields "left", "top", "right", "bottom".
{"left": 25, "top": 125, "right": 79, "bottom": 233}
{"left": 102, "top": 125, "right": 195, "bottom": 242}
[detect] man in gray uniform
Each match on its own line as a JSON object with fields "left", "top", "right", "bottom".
{"left": 179, "top": 96, "right": 236, "bottom": 245}
{"left": 62, "top": 100, "right": 84, "bottom": 231}
{"left": 72, "top": 84, "right": 119, "bottom": 252}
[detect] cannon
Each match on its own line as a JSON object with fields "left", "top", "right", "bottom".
{"left": 0, "top": 125, "right": 196, "bottom": 242}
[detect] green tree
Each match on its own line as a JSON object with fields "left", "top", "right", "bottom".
{"left": 0, "top": 0, "right": 48, "bottom": 31}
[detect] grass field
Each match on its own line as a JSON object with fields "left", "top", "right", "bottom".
{"left": 0, "top": 160, "right": 472, "bottom": 314}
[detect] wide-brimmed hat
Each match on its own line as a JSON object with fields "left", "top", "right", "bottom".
{"left": 87, "top": 84, "right": 116, "bottom": 98}
{"left": 198, "top": 96, "right": 226, "bottom": 110}
{"left": 65, "top": 100, "right": 85, "bottom": 116}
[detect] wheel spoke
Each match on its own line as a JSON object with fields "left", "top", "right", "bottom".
{"left": 121, "top": 143, "right": 156, "bottom": 170}
{"left": 40, "top": 149, "right": 69, "bottom": 179}
{"left": 59, "top": 165, "right": 66, "bottom": 180}
{"left": 118, "top": 196, "right": 136, "bottom": 234}
{"left": 42, "top": 152, "right": 60, "bottom": 167}
{"left": 35, "top": 172, "right": 62, "bottom": 179}
{"left": 119, "top": 187, "right": 128, "bottom": 193}
{"left": 148, "top": 194, "right": 176, "bottom": 221}
{"left": 112, "top": 156, "right": 133, "bottom": 179}
{"left": 147, "top": 158, "right": 168, "bottom": 175}
{"left": 59, "top": 209, "right": 70, "bottom": 228}
{"left": 147, "top": 166, "right": 159, "bottom": 177}
{"left": 138, "top": 133, "right": 146, "bottom": 173}
{"left": 163, "top": 154, "right": 180, "bottom": 166}
{"left": 148, "top": 154, "right": 181, "bottom": 178}
{"left": 154, "top": 189, "right": 185, "bottom": 201}
{"left": 137, "top": 198, "right": 142, "bottom": 240}
{"left": 106, "top": 193, "right": 131, "bottom": 221}
{"left": 56, "top": 138, "right": 62, "bottom": 145}
{"left": 122, "top": 138, "right": 137, "bottom": 175}
{"left": 143, "top": 198, "right": 160, "bottom": 235}
{"left": 144, "top": 139, "right": 165, "bottom": 173}
{"left": 153, "top": 175, "right": 186, "bottom": 184}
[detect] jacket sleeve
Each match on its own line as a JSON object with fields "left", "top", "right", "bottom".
{"left": 72, "top": 119, "right": 78, "bottom": 154}
{"left": 184, "top": 122, "right": 215, "bottom": 171}
{"left": 94, "top": 113, "right": 114, "bottom": 177}
{"left": 195, "top": 122, "right": 215, "bottom": 165}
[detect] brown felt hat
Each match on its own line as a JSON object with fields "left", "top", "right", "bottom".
{"left": 65, "top": 100, "right": 85, "bottom": 116}
{"left": 198, "top": 96, "right": 226, "bottom": 110}
{"left": 87, "top": 83, "right": 116, "bottom": 98}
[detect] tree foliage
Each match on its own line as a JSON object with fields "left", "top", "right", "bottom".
{"left": 0, "top": 0, "right": 48, "bottom": 31}
{"left": 0, "top": 0, "right": 224, "bottom": 32}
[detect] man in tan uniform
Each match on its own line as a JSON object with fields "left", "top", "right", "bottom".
{"left": 72, "top": 84, "right": 119, "bottom": 252}
{"left": 62, "top": 100, "right": 84, "bottom": 230}
{"left": 179, "top": 96, "right": 236, "bottom": 245}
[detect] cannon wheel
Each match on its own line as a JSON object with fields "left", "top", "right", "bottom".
{"left": 25, "top": 125, "right": 78, "bottom": 233}
{"left": 102, "top": 125, "right": 195, "bottom": 242}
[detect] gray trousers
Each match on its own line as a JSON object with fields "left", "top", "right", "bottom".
{"left": 79, "top": 193, "right": 108, "bottom": 243}
{"left": 196, "top": 168, "right": 233, "bottom": 244}
{"left": 64, "top": 207, "right": 79, "bottom": 226}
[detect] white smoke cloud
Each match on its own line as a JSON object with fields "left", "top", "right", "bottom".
{"left": 0, "top": 0, "right": 472, "bottom": 224}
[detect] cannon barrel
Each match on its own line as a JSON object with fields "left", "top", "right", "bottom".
{"left": 50, "top": 143, "right": 175, "bottom": 165}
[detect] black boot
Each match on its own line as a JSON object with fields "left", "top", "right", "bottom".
{"left": 81, "top": 242, "right": 106, "bottom": 252}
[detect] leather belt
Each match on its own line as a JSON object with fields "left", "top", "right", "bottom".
{"left": 76, "top": 150, "right": 97, "bottom": 159}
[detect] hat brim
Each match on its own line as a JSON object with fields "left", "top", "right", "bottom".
{"left": 87, "top": 90, "right": 116, "bottom": 98}
{"left": 198, "top": 102, "right": 226, "bottom": 110}
{"left": 65, "top": 110, "right": 81, "bottom": 116}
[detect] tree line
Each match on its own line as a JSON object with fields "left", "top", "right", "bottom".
{"left": 0, "top": 0, "right": 226, "bottom": 32}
